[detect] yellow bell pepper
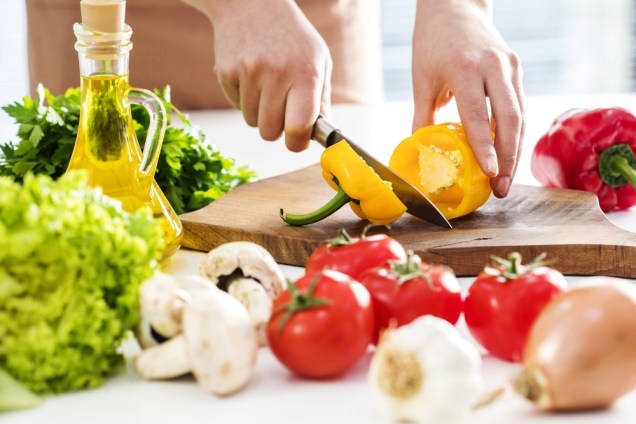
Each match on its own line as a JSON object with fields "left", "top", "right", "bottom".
{"left": 389, "top": 123, "right": 491, "bottom": 220}
{"left": 281, "top": 140, "right": 407, "bottom": 226}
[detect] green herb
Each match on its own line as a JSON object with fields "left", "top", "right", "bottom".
{"left": 0, "top": 84, "right": 257, "bottom": 214}
{"left": 0, "top": 171, "right": 163, "bottom": 394}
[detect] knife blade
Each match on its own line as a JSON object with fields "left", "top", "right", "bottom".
{"left": 311, "top": 115, "right": 452, "bottom": 228}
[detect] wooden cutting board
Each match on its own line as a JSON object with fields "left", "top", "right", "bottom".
{"left": 180, "top": 164, "right": 636, "bottom": 278}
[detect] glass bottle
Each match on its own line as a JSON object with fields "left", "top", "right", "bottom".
{"left": 68, "top": 19, "right": 183, "bottom": 265}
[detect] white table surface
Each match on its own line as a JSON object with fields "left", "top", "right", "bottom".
{"left": 3, "top": 96, "right": 636, "bottom": 423}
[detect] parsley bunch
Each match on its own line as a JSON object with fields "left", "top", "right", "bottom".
{"left": 0, "top": 85, "right": 256, "bottom": 214}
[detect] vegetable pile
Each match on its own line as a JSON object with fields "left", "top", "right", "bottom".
{"left": 27, "top": 221, "right": 632, "bottom": 421}
{"left": 0, "top": 85, "right": 256, "bottom": 214}
{"left": 0, "top": 172, "right": 162, "bottom": 395}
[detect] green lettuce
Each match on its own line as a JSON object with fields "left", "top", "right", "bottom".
{"left": 0, "top": 172, "right": 162, "bottom": 394}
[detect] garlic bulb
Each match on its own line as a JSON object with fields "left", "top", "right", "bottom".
{"left": 368, "top": 316, "right": 483, "bottom": 423}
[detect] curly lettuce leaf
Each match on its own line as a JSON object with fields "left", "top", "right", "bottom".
{"left": 0, "top": 172, "right": 162, "bottom": 394}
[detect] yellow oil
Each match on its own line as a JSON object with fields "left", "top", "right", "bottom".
{"left": 67, "top": 74, "right": 183, "bottom": 264}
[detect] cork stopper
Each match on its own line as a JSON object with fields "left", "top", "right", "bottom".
{"left": 80, "top": 0, "right": 126, "bottom": 33}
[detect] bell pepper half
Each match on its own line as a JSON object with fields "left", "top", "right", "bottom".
{"left": 389, "top": 123, "right": 492, "bottom": 220}
{"left": 281, "top": 140, "right": 407, "bottom": 226}
{"left": 531, "top": 107, "right": 636, "bottom": 212}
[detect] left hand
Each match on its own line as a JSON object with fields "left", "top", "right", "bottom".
{"left": 411, "top": 0, "right": 524, "bottom": 198}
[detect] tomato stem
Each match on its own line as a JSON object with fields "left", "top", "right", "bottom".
{"left": 274, "top": 274, "right": 330, "bottom": 336}
{"left": 388, "top": 251, "right": 440, "bottom": 290}
{"left": 486, "top": 252, "right": 550, "bottom": 281}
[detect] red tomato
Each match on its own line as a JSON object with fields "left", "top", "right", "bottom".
{"left": 359, "top": 255, "right": 463, "bottom": 343}
{"left": 463, "top": 252, "right": 567, "bottom": 362}
{"left": 267, "top": 269, "right": 374, "bottom": 378}
{"left": 305, "top": 229, "right": 407, "bottom": 280}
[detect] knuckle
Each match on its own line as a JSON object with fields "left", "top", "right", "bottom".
{"left": 215, "top": 63, "right": 239, "bottom": 83}
{"left": 242, "top": 57, "right": 264, "bottom": 79}
{"left": 455, "top": 52, "right": 481, "bottom": 72}
{"left": 501, "top": 109, "right": 523, "bottom": 130}
{"left": 482, "top": 48, "right": 504, "bottom": 68}
{"left": 499, "top": 153, "right": 517, "bottom": 172}
{"left": 508, "top": 51, "right": 522, "bottom": 70}
{"left": 463, "top": 103, "right": 489, "bottom": 124}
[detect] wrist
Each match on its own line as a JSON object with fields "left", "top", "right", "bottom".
{"left": 180, "top": 0, "right": 242, "bottom": 22}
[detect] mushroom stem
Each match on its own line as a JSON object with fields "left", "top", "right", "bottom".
{"left": 184, "top": 287, "right": 258, "bottom": 396}
{"left": 228, "top": 278, "right": 274, "bottom": 346}
{"left": 199, "top": 242, "right": 285, "bottom": 346}
{"left": 134, "top": 335, "right": 191, "bottom": 380}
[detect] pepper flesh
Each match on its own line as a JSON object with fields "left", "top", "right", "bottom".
{"left": 389, "top": 123, "right": 491, "bottom": 220}
{"left": 531, "top": 108, "right": 636, "bottom": 212}
{"left": 281, "top": 140, "right": 406, "bottom": 226}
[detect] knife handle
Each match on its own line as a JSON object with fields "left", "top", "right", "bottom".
{"left": 311, "top": 115, "right": 340, "bottom": 148}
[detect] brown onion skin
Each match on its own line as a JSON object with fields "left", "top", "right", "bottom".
{"left": 518, "top": 277, "right": 636, "bottom": 410}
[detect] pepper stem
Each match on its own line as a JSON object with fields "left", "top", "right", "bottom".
{"left": 280, "top": 184, "right": 352, "bottom": 226}
{"left": 609, "top": 156, "right": 636, "bottom": 188}
{"left": 598, "top": 144, "right": 636, "bottom": 189}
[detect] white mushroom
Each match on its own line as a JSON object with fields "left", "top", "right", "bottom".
{"left": 138, "top": 273, "right": 188, "bottom": 341}
{"left": 200, "top": 241, "right": 285, "bottom": 346}
{"left": 134, "top": 335, "right": 191, "bottom": 380}
{"left": 183, "top": 286, "right": 258, "bottom": 396}
{"left": 133, "top": 274, "right": 258, "bottom": 396}
{"left": 136, "top": 273, "right": 205, "bottom": 348}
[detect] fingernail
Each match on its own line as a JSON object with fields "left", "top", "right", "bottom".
{"left": 494, "top": 176, "right": 510, "bottom": 198}
{"left": 486, "top": 158, "right": 499, "bottom": 177}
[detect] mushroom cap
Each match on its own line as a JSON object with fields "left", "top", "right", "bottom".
{"left": 175, "top": 274, "right": 214, "bottom": 296}
{"left": 183, "top": 286, "right": 258, "bottom": 396}
{"left": 200, "top": 241, "right": 285, "bottom": 299}
{"left": 139, "top": 272, "right": 184, "bottom": 338}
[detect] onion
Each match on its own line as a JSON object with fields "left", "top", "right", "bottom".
{"left": 513, "top": 276, "right": 636, "bottom": 410}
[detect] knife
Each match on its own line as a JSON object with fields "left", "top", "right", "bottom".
{"left": 311, "top": 115, "right": 452, "bottom": 228}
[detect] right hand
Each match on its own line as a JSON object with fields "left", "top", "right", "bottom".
{"left": 185, "top": 0, "right": 333, "bottom": 151}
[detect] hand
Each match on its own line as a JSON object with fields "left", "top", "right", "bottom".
{"left": 184, "top": 0, "right": 332, "bottom": 151}
{"left": 411, "top": 0, "right": 524, "bottom": 197}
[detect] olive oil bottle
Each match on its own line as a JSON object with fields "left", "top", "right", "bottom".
{"left": 68, "top": 0, "right": 183, "bottom": 264}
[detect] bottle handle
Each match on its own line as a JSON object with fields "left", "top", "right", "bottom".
{"left": 128, "top": 88, "right": 167, "bottom": 175}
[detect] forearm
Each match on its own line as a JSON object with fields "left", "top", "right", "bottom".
{"left": 181, "top": 0, "right": 296, "bottom": 23}
{"left": 417, "top": 0, "right": 492, "bottom": 15}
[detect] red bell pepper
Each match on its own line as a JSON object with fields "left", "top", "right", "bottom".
{"left": 531, "top": 107, "right": 636, "bottom": 212}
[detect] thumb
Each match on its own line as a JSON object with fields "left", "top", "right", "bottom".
{"left": 320, "top": 58, "right": 333, "bottom": 120}
{"left": 412, "top": 83, "right": 453, "bottom": 132}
